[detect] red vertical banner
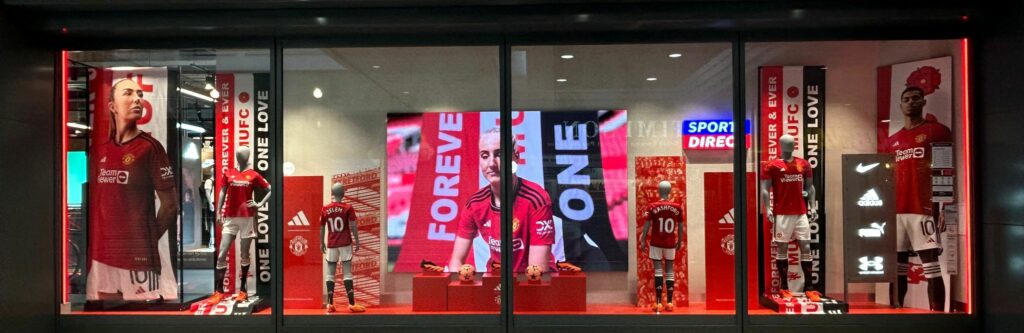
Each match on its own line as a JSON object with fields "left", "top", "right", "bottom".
{"left": 282, "top": 176, "right": 323, "bottom": 309}
{"left": 331, "top": 169, "right": 382, "bottom": 307}
{"left": 634, "top": 156, "right": 687, "bottom": 308}
{"left": 393, "top": 112, "right": 481, "bottom": 271}
{"left": 703, "top": 172, "right": 758, "bottom": 310}
{"left": 759, "top": 66, "right": 784, "bottom": 296}
{"left": 214, "top": 73, "right": 236, "bottom": 293}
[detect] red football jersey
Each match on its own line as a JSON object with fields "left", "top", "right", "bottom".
{"left": 320, "top": 201, "right": 356, "bottom": 248}
{"left": 89, "top": 132, "right": 176, "bottom": 271}
{"left": 220, "top": 168, "right": 270, "bottom": 218}
{"left": 888, "top": 120, "right": 952, "bottom": 215}
{"left": 762, "top": 157, "right": 812, "bottom": 215}
{"left": 457, "top": 178, "right": 555, "bottom": 272}
{"left": 644, "top": 200, "right": 683, "bottom": 248}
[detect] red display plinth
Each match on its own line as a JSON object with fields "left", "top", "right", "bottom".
{"left": 412, "top": 273, "right": 450, "bottom": 312}
{"left": 761, "top": 294, "right": 849, "bottom": 314}
{"left": 447, "top": 278, "right": 500, "bottom": 312}
{"left": 515, "top": 272, "right": 587, "bottom": 312}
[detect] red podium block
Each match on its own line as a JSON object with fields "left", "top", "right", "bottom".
{"left": 413, "top": 273, "right": 450, "bottom": 312}
{"left": 514, "top": 280, "right": 551, "bottom": 311}
{"left": 550, "top": 272, "right": 586, "bottom": 311}
{"left": 448, "top": 279, "right": 499, "bottom": 312}
{"left": 481, "top": 273, "right": 501, "bottom": 307}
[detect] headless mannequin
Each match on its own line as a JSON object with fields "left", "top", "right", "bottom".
{"left": 320, "top": 183, "right": 362, "bottom": 312}
{"left": 640, "top": 181, "right": 684, "bottom": 312}
{"left": 761, "top": 135, "right": 818, "bottom": 296}
{"left": 212, "top": 146, "right": 272, "bottom": 302}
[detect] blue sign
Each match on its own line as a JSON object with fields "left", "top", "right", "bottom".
{"left": 682, "top": 120, "right": 751, "bottom": 135}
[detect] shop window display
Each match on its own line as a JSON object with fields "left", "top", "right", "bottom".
{"left": 281, "top": 46, "right": 502, "bottom": 315}
{"left": 60, "top": 49, "right": 274, "bottom": 315}
{"left": 510, "top": 43, "right": 742, "bottom": 315}
{"left": 745, "top": 40, "right": 973, "bottom": 315}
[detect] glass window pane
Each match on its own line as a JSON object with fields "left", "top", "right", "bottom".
{"left": 745, "top": 40, "right": 972, "bottom": 315}
{"left": 282, "top": 46, "right": 501, "bottom": 317}
{"left": 62, "top": 49, "right": 272, "bottom": 315}
{"left": 510, "top": 43, "right": 736, "bottom": 315}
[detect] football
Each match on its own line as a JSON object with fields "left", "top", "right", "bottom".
{"left": 459, "top": 264, "right": 476, "bottom": 282}
{"left": 525, "top": 265, "right": 542, "bottom": 282}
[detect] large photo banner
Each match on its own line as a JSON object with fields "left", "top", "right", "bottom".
{"left": 876, "top": 56, "right": 953, "bottom": 152}
{"left": 214, "top": 73, "right": 274, "bottom": 297}
{"left": 388, "top": 110, "right": 629, "bottom": 272}
{"left": 282, "top": 176, "right": 323, "bottom": 309}
{"left": 87, "top": 67, "right": 180, "bottom": 301}
{"left": 634, "top": 156, "right": 687, "bottom": 308}
{"left": 758, "top": 66, "right": 827, "bottom": 296}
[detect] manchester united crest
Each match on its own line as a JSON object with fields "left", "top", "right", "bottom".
{"left": 915, "top": 133, "right": 927, "bottom": 143}
{"left": 122, "top": 153, "right": 136, "bottom": 166}
{"left": 512, "top": 217, "right": 520, "bottom": 233}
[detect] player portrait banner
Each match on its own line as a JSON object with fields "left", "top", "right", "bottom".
{"left": 703, "top": 172, "right": 759, "bottom": 310}
{"left": 388, "top": 111, "right": 629, "bottom": 272}
{"left": 87, "top": 67, "right": 180, "bottom": 301}
{"left": 283, "top": 176, "right": 323, "bottom": 309}
{"left": 758, "top": 66, "right": 827, "bottom": 295}
{"left": 331, "top": 169, "right": 383, "bottom": 307}
{"left": 633, "top": 156, "right": 687, "bottom": 308}
{"left": 214, "top": 73, "right": 274, "bottom": 297}
{"left": 876, "top": 56, "right": 953, "bottom": 152}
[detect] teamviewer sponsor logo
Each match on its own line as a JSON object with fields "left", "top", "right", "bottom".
{"left": 288, "top": 211, "right": 310, "bottom": 226}
{"left": 857, "top": 222, "right": 886, "bottom": 238}
{"left": 858, "top": 256, "right": 884, "bottom": 275}
{"left": 97, "top": 169, "right": 130, "bottom": 184}
{"left": 856, "top": 189, "right": 883, "bottom": 207}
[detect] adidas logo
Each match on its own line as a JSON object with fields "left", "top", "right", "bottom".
{"left": 288, "top": 210, "right": 310, "bottom": 226}
{"left": 483, "top": 220, "right": 491, "bottom": 228}
{"left": 718, "top": 208, "right": 735, "bottom": 224}
{"left": 856, "top": 189, "right": 883, "bottom": 207}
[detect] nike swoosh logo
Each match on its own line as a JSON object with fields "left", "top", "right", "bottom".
{"left": 856, "top": 162, "right": 880, "bottom": 173}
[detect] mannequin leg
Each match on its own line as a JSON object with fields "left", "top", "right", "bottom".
{"left": 775, "top": 242, "right": 790, "bottom": 291}
{"left": 918, "top": 249, "right": 945, "bottom": 311}
{"left": 665, "top": 261, "right": 676, "bottom": 305}
{"left": 798, "top": 240, "right": 814, "bottom": 292}
{"left": 342, "top": 260, "right": 355, "bottom": 306}
{"left": 325, "top": 260, "right": 338, "bottom": 305}
{"left": 896, "top": 251, "right": 910, "bottom": 307}
{"left": 653, "top": 259, "right": 664, "bottom": 306}
{"left": 238, "top": 237, "right": 253, "bottom": 293}
{"left": 214, "top": 232, "right": 237, "bottom": 294}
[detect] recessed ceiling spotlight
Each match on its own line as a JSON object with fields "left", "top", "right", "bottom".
{"left": 561, "top": 54, "right": 574, "bottom": 59}
{"left": 646, "top": 77, "right": 658, "bottom": 81}
{"left": 556, "top": 78, "right": 568, "bottom": 82}
{"left": 669, "top": 53, "right": 682, "bottom": 58}
{"left": 313, "top": 87, "right": 323, "bottom": 99}
{"left": 372, "top": 65, "right": 381, "bottom": 69}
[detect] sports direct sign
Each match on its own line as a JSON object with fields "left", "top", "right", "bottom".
{"left": 682, "top": 120, "right": 751, "bottom": 150}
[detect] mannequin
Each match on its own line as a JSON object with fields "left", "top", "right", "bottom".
{"left": 640, "top": 181, "right": 684, "bottom": 312}
{"left": 206, "top": 145, "right": 272, "bottom": 305}
{"left": 319, "top": 182, "right": 365, "bottom": 313}
{"left": 761, "top": 134, "right": 821, "bottom": 301}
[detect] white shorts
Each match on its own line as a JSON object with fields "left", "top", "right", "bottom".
{"left": 222, "top": 216, "right": 255, "bottom": 239}
{"left": 773, "top": 214, "right": 810, "bottom": 243}
{"left": 326, "top": 245, "right": 353, "bottom": 263}
{"left": 896, "top": 213, "right": 940, "bottom": 252}
{"left": 649, "top": 245, "right": 676, "bottom": 261}
{"left": 86, "top": 260, "right": 162, "bottom": 301}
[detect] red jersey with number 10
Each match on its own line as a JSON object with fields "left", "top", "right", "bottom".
{"left": 89, "top": 132, "right": 176, "bottom": 271}
{"left": 220, "top": 168, "right": 270, "bottom": 217}
{"left": 887, "top": 120, "right": 952, "bottom": 215}
{"left": 644, "top": 200, "right": 683, "bottom": 248}
{"left": 320, "top": 201, "right": 356, "bottom": 248}
{"left": 762, "top": 157, "right": 812, "bottom": 215}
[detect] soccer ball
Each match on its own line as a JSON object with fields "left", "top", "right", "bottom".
{"left": 525, "top": 265, "right": 542, "bottom": 282}
{"left": 459, "top": 264, "right": 476, "bottom": 282}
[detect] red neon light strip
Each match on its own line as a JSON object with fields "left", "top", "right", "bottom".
{"left": 960, "top": 38, "right": 973, "bottom": 315}
{"left": 61, "top": 50, "right": 69, "bottom": 304}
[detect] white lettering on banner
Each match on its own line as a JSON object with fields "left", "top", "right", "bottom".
{"left": 428, "top": 113, "right": 462, "bottom": 241}
{"left": 805, "top": 85, "right": 821, "bottom": 168}
{"left": 553, "top": 122, "right": 595, "bottom": 223}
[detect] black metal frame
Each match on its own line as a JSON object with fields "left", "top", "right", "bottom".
{"left": 47, "top": 3, "right": 981, "bottom": 333}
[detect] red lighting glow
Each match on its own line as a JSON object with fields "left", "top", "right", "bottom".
{"left": 960, "top": 38, "right": 973, "bottom": 315}
{"left": 61, "top": 50, "right": 69, "bottom": 304}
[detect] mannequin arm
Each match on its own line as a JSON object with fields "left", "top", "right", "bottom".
{"left": 216, "top": 186, "right": 227, "bottom": 220}
{"left": 320, "top": 225, "right": 327, "bottom": 254}
{"left": 640, "top": 218, "right": 651, "bottom": 248}
{"left": 804, "top": 179, "right": 817, "bottom": 220}
{"left": 760, "top": 179, "right": 773, "bottom": 219}
{"left": 350, "top": 219, "right": 360, "bottom": 251}
{"left": 255, "top": 187, "right": 272, "bottom": 207}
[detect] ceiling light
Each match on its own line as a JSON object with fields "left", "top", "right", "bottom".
{"left": 402, "top": 91, "right": 410, "bottom": 94}
{"left": 669, "top": 53, "right": 682, "bottom": 58}
{"left": 177, "top": 87, "right": 215, "bottom": 102}
{"left": 372, "top": 65, "right": 381, "bottom": 69}
{"left": 204, "top": 83, "right": 214, "bottom": 90}
{"left": 646, "top": 77, "right": 658, "bottom": 81}
{"left": 313, "top": 87, "right": 323, "bottom": 99}
{"left": 177, "top": 123, "right": 207, "bottom": 134}
{"left": 556, "top": 78, "right": 568, "bottom": 82}
{"left": 561, "top": 54, "right": 574, "bottom": 59}
{"left": 67, "top": 122, "right": 91, "bottom": 130}
{"left": 209, "top": 89, "right": 220, "bottom": 99}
